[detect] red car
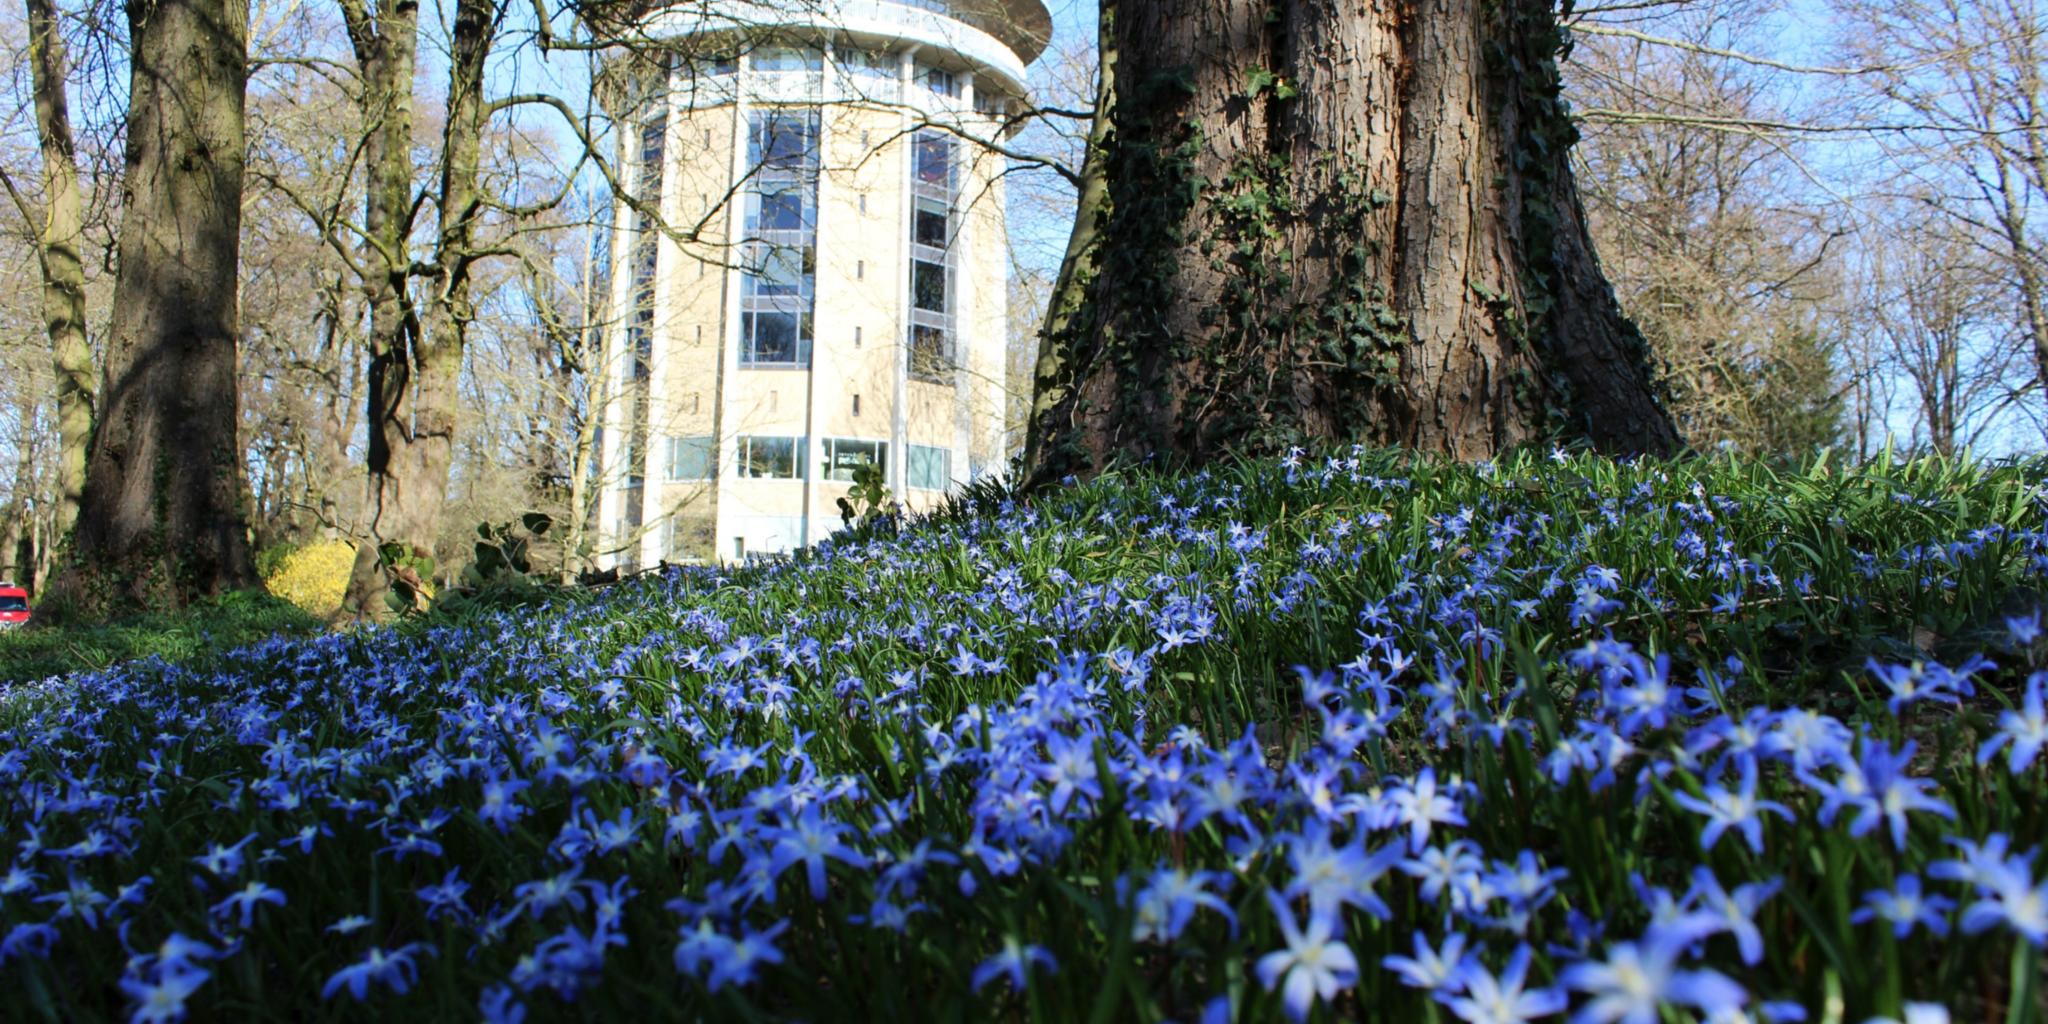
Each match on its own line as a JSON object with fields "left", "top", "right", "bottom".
{"left": 0, "top": 583, "right": 28, "bottom": 629}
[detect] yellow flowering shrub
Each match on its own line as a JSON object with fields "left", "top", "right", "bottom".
{"left": 264, "top": 540, "right": 356, "bottom": 618}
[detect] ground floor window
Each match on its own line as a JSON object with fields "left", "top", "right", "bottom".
{"left": 822, "top": 438, "right": 887, "bottom": 482}
{"left": 666, "top": 436, "right": 714, "bottom": 481}
{"left": 737, "top": 435, "right": 805, "bottom": 478}
{"left": 908, "top": 444, "right": 950, "bottom": 490}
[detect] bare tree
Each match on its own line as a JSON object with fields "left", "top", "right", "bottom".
{"left": 1858, "top": 211, "right": 2039, "bottom": 454}
{"left": 0, "top": 0, "right": 93, "bottom": 544}
{"left": 1838, "top": 0, "right": 2048, "bottom": 415}
{"left": 1566, "top": 4, "right": 1849, "bottom": 454}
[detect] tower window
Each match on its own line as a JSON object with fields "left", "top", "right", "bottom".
{"left": 914, "top": 198, "right": 950, "bottom": 249}
{"left": 753, "top": 46, "right": 822, "bottom": 73}
{"left": 913, "top": 132, "right": 953, "bottom": 190}
{"left": 912, "top": 260, "right": 947, "bottom": 312}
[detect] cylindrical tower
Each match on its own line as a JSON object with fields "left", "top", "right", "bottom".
{"left": 593, "top": 0, "right": 1049, "bottom": 568}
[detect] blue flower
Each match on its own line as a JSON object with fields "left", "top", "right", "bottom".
{"left": 417, "top": 868, "right": 471, "bottom": 922}
{"left": 769, "top": 803, "right": 869, "bottom": 901}
{"left": 1852, "top": 874, "right": 1954, "bottom": 939}
{"left": 972, "top": 936, "right": 1056, "bottom": 994}
{"left": 188, "top": 833, "right": 259, "bottom": 878}
{"left": 1128, "top": 866, "right": 1236, "bottom": 942}
{"left": 320, "top": 943, "right": 433, "bottom": 1001}
{"left": 119, "top": 963, "right": 210, "bottom": 1024}
{"left": 1284, "top": 824, "right": 1403, "bottom": 917}
{"left": 480, "top": 983, "right": 526, "bottom": 1024}
{"left": 0, "top": 921, "right": 58, "bottom": 965}
{"left": 2007, "top": 609, "right": 2042, "bottom": 647}
{"left": 1977, "top": 672, "right": 2047, "bottom": 774}
{"left": 1442, "top": 944, "right": 1567, "bottom": 1024}
{"left": 1685, "top": 867, "right": 1779, "bottom": 966}
{"left": 1036, "top": 732, "right": 1104, "bottom": 813}
{"left": 1559, "top": 937, "right": 1746, "bottom": 1024}
{"left": 705, "top": 919, "right": 788, "bottom": 990}
{"left": 1382, "top": 930, "right": 1475, "bottom": 993}
{"left": 209, "top": 880, "right": 285, "bottom": 930}
{"left": 1391, "top": 767, "right": 1467, "bottom": 851}
{"left": 1957, "top": 859, "right": 2048, "bottom": 946}
{"left": 35, "top": 876, "right": 110, "bottom": 929}
{"left": 1670, "top": 757, "right": 1792, "bottom": 854}
{"left": 1809, "top": 739, "right": 1955, "bottom": 850}
{"left": 477, "top": 775, "right": 531, "bottom": 832}
{"left": 1863, "top": 1004, "right": 1952, "bottom": 1024}
{"left": 1255, "top": 892, "right": 1358, "bottom": 1023}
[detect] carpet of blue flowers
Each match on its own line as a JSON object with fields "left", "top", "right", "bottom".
{"left": 4, "top": 447, "right": 2048, "bottom": 1023}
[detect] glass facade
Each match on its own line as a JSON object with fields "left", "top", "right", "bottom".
{"left": 908, "top": 129, "right": 956, "bottom": 382}
{"left": 742, "top": 108, "right": 819, "bottom": 367}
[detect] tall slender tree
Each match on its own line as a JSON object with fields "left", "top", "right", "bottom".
{"left": 43, "top": 0, "right": 259, "bottom": 612}
{"left": 5, "top": 0, "right": 96, "bottom": 546}
{"left": 1025, "top": 0, "right": 1678, "bottom": 482}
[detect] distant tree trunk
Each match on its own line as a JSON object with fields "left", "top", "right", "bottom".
{"left": 23, "top": 0, "right": 94, "bottom": 544}
{"left": 341, "top": 0, "right": 497, "bottom": 615}
{"left": 1025, "top": 0, "right": 1678, "bottom": 482}
{"left": 336, "top": 0, "right": 424, "bottom": 615}
{"left": 311, "top": 278, "right": 358, "bottom": 539}
{"left": 0, "top": 446, "right": 23, "bottom": 584}
{"left": 42, "top": 0, "right": 258, "bottom": 615}
{"left": 1022, "top": 0, "right": 1117, "bottom": 480}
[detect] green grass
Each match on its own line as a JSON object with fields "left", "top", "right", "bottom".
{"left": 0, "top": 589, "right": 323, "bottom": 684}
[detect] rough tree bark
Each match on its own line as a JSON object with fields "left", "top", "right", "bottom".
{"left": 340, "top": 0, "right": 498, "bottom": 616}
{"left": 43, "top": 0, "right": 258, "bottom": 613}
{"left": 22, "top": 0, "right": 94, "bottom": 545}
{"left": 1024, "top": 0, "right": 1679, "bottom": 483}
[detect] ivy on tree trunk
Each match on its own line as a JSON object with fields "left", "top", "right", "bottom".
{"left": 1025, "top": 0, "right": 1679, "bottom": 485}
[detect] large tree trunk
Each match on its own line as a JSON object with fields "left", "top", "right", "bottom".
{"left": 43, "top": 0, "right": 257, "bottom": 616}
{"left": 341, "top": 0, "right": 497, "bottom": 615}
{"left": 23, "top": 0, "right": 94, "bottom": 545}
{"left": 1025, "top": 0, "right": 1678, "bottom": 483}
